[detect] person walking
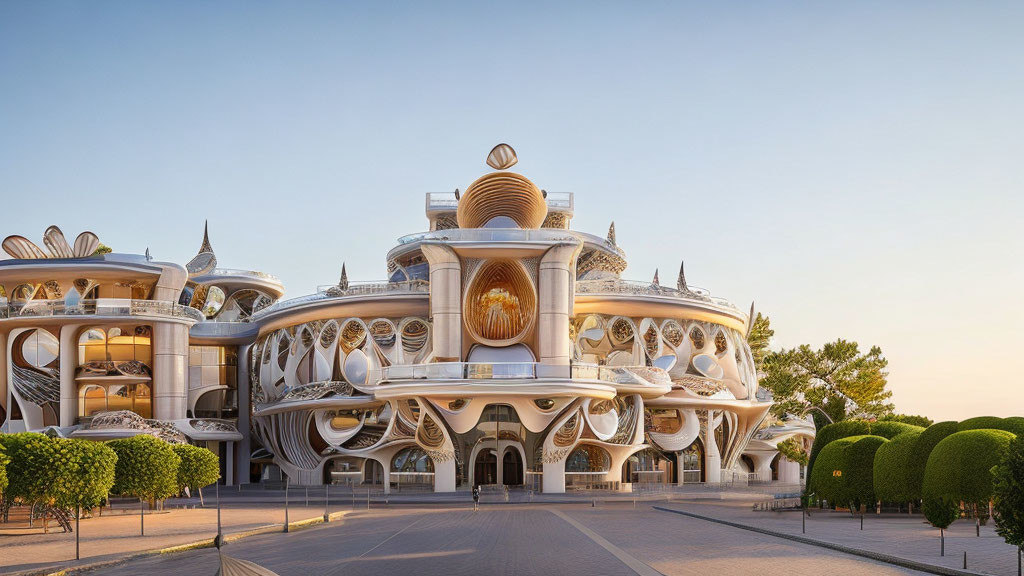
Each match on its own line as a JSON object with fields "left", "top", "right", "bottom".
{"left": 472, "top": 485, "right": 480, "bottom": 511}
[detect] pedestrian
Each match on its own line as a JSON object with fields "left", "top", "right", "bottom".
{"left": 472, "top": 485, "right": 480, "bottom": 511}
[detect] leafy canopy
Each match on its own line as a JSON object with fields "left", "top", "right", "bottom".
{"left": 52, "top": 439, "right": 117, "bottom": 510}
{"left": 760, "top": 339, "right": 893, "bottom": 424}
{"left": 873, "top": 431, "right": 922, "bottom": 504}
{"left": 922, "top": 429, "right": 1014, "bottom": 505}
{"left": 745, "top": 312, "right": 774, "bottom": 372}
{"left": 0, "top": 432, "right": 60, "bottom": 506}
{"left": 109, "top": 435, "right": 180, "bottom": 501}
{"left": 0, "top": 441, "right": 9, "bottom": 497}
{"left": 880, "top": 414, "right": 934, "bottom": 428}
{"left": 992, "top": 435, "right": 1024, "bottom": 548}
{"left": 172, "top": 444, "right": 219, "bottom": 493}
{"left": 776, "top": 438, "right": 809, "bottom": 466}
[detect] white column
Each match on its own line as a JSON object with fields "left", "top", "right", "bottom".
{"left": 543, "top": 459, "right": 566, "bottom": 494}
{"left": 153, "top": 322, "right": 188, "bottom": 420}
{"left": 58, "top": 324, "right": 81, "bottom": 427}
{"left": 537, "top": 242, "right": 580, "bottom": 378}
{"left": 226, "top": 442, "right": 235, "bottom": 485}
{"left": 0, "top": 330, "right": 7, "bottom": 423}
{"left": 434, "top": 458, "right": 456, "bottom": 493}
{"left": 421, "top": 245, "right": 461, "bottom": 362}
{"left": 704, "top": 410, "right": 722, "bottom": 484}
{"left": 234, "top": 344, "right": 251, "bottom": 485}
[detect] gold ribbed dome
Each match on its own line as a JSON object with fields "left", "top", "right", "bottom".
{"left": 456, "top": 171, "right": 547, "bottom": 229}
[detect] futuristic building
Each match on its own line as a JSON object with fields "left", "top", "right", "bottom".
{"left": 0, "top": 145, "right": 805, "bottom": 492}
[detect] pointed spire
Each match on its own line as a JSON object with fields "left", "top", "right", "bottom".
{"left": 454, "top": 188, "right": 460, "bottom": 200}
{"left": 652, "top": 269, "right": 660, "bottom": 286}
{"left": 677, "top": 260, "right": 688, "bottom": 292}
{"left": 338, "top": 263, "right": 349, "bottom": 290}
{"left": 607, "top": 222, "right": 616, "bottom": 245}
{"left": 198, "top": 220, "right": 214, "bottom": 255}
{"left": 145, "top": 247, "right": 152, "bottom": 261}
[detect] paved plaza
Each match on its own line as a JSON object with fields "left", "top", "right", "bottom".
{"left": 81, "top": 503, "right": 925, "bottom": 576}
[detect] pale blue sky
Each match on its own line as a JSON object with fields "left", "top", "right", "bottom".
{"left": 2, "top": 2, "right": 1022, "bottom": 421}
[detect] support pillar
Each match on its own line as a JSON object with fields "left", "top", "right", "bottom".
{"left": 233, "top": 344, "right": 252, "bottom": 486}
{"left": 434, "top": 458, "right": 456, "bottom": 493}
{"left": 704, "top": 410, "right": 722, "bottom": 484}
{"left": 153, "top": 322, "right": 188, "bottom": 420}
{"left": 58, "top": 324, "right": 82, "bottom": 427}
{"left": 537, "top": 242, "right": 581, "bottom": 378}
{"left": 421, "top": 245, "right": 461, "bottom": 362}
{"left": 0, "top": 329, "right": 7, "bottom": 425}
{"left": 543, "top": 459, "right": 566, "bottom": 494}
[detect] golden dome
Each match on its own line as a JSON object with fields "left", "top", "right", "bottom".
{"left": 456, "top": 171, "right": 547, "bottom": 229}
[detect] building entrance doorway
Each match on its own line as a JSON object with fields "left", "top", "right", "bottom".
{"left": 502, "top": 449, "right": 523, "bottom": 486}
{"left": 474, "top": 450, "right": 498, "bottom": 485}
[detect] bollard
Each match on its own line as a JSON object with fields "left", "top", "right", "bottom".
{"left": 860, "top": 514, "right": 863, "bottom": 530}
{"left": 941, "top": 529, "right": 945, "bottom": 556}
{"left": 802, "top": 507, "right": 806, "bottom": 534}
{"left": 216, "top": 482, "right": 222, "bottom": 548}
{"left": 592, "top": 499, "right": 596, "bottom": 508}
{"left": 305, "top": 486, "right": 309, "bottom": 507}
{"left": 963, "top": 551, "right": 967, "bottom": 569}
{"left": 140, "top": 497, "right": 145, "bottom": 536}
{"left": 75, "top": 505, "right": 80, "bottom": 560}
{"left": 977, "top": 518, "right": 981, "bottom": 537}
{"left": 367, "top": 488, "right": 370, "bottom": 510}
{"left": 324, "top": 483, "right": 330, "bottom": 523}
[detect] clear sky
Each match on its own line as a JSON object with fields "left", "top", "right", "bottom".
{"left": 1, "top": 2, "right": 1022, "bottom": 422}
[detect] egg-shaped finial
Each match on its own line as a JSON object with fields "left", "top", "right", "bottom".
{"left": 486, "top": 143, "right": 518, "bottom": 170}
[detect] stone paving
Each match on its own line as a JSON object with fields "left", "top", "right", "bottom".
{"left": 660, "top": 500, "right": 1020, "bottom": 576}
{"left": 88, "top": 503, "right": 926, "bottom": 576}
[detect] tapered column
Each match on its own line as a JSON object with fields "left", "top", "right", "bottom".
{"left": 421, "top": 244, "right": 461, "bottom": 362}
{"left": 537, "top": 242, "right": 581, "bottom": 378}
{"left": 704, "top": 410, "right": 722, "bottom": 484}
{"left": 153, "top": 322, "right": 189, "bottom": 420}
{"left": 234, "top": 344, "right": 252, "bottom": 485}
{"left": 543, "top": 459, "right": 566, "bottom": 493}
{"left": 59, "top": 324, "right": 82, "bottom": 426}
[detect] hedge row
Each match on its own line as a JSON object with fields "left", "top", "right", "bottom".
{"left": 922, "top": 429, "right": 1015, "bottom": 505}
{"left": 809, "top": 435, "right": 887, "bottom": 509}
{"left": 873, "top": 430, "right": 921, "bottom": 503}
{"left": 806, "top": 420, "right": 923, "bottom": 484}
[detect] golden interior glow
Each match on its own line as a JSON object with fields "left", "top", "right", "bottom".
{"left": 464, "top": 260, "right": 536, "bottom": 344}
{"left": 456, "top": 172, "right": 547, "bottom": 229}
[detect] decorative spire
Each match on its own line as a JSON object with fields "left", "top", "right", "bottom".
{"left": 454, "top": 188, "right": 460, "bottom": 200}
{"left": 338, "top": 263, "right": 349, "bottom": 290}
{"left": 198, "top": 220, "right": 214, "bottom": 255}
{"left": 145, "top": 247, "right": 152, "bottom": 261}
{"left": 677, "top": 260, "right": 688, "bottom": 292}
{"left": 607, "top": 222, "right": 616, "bottom": 245}
{"left": 652, "top": 269, "right": 660, "bottom": 286}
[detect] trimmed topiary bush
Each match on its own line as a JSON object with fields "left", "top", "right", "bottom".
{"left": 806, "top": 420, "right": 871, "bottom": 486}
{"left": 958, "top": 416, "right": 1024, "bottom": 436}
{"left": 869, "top": 421, "right": 924, "bottom": 440}
{"left": 0, "top": 432, "right": 60, "bottom": 509}
{"left": 809, "top": 434, "right": 887, "bottom": 509}
{"left": 52, "top": 438, "right": 118, "bottom": 511}
{"left": 172, "top": 444, "right": 219, "bottom": 505}
{"left": 0, "top": 440, "right": 8, "bottom": 498}
{"left": 924, "top": 496, "right": 960, "bottom": 529}
{"left": 109, "top": 435, "right": 181, "bottom": 503}
{"left": 992, "top": 435, "right": 1024, "bottom": 549}
{"left": 923, "top": 429, "right": 1015, "bottom": 507}
{"left": 907, "top": 421, "right": 960, "bottom": 501}
{"left": 873, "top": 430, "right": 922, "bottom": 504}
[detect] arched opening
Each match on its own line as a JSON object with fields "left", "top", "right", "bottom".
{"left": 770, "top": 452, "right": 781, "bottom": 482}
{"left": 391, "top": 446, "right": 434, "bottom": 490}
{"left": 680, "top": 439, "right": 705, "bottom": 483}
{"left": 502, "top": 448, "right": 523, "bottom": 486}
{"left": 363, "top": 459, "right": 384, "bottom": 486}
{"left": 474, "top": 449, "right": 498, "bottom": 486}
{"left": 623, "top": 447, "right": 674, "bottom": 485}
{"left": 565, "top": 444, "right": 611, "bottom": 490}
{"left": 324, "top": 456, "right": 365, "bottom": 486}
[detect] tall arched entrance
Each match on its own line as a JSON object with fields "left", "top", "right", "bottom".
{"left": 502, "top": 448, "right": 523, "bottom": 486}
{"left": 474, "top": 449, "right": 498, "bottom": 485}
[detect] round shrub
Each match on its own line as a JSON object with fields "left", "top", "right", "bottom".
{"left": 873, "top": 430, "right": 921, "bottom": 504}
{"left": 992, "top": 435, "right": 1024, "bottom": 548}
{"left": 172, "top": 444, "right": 219, "bottom": 503}
{"left": 958, "top": 416, "right": 1024, "bottom": 436}
{"left": 0, "top": 432, "right": 60, "bottom": 507}
{"left": 52, "top": 438, "right": 117, "bottom": 511}
{"left": 869, "top": 421, "right": 924, "bottom": 440}
{"left": 923, "top": 429, "right": 1015, "bottom": 505}
{"left": 109, "top": 435, "right": 181, "bottom": 502}
{"left": 923, "top": 497, "right": 960, "bottom": 529}
{"left": 806, "top": 420, "right": 870, "bottom": 485}
{"left": 809, "top": 434, "right": 887, "bottom": 508}
{"left": 907, "top": 421, "right": 960, "bottom": 500}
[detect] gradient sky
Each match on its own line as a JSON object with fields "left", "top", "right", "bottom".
{"left": 2, "top": 2, "right": 1022, "bottom": 422}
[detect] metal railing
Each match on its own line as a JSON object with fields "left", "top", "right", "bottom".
{"left": 204, "top": 268, "right": 282, "bottom": 283}
{"left": 253, "top": 280, "right": 429, "bottom": 317}
{"left": 425, "top": 191, "right": 573, "bottom": 213}
{"left": 380, "top": 361, "right": 538, "bottom": 382}
{"left": 575, "top": 279, "right": 744, "bottom": 315}
{"left": 0, "top": 298, "right": 204, "bottom": 322}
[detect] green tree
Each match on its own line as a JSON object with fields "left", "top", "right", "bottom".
{"left": 880, "top": 414, "right": 934, "bottom": 428}
{"left": 0, "top": 441, "right": 9, "bottom": 498}
{"left": 760, "top": 339, "right": 893, "bottom": 424}
{"left": 0, "top": 433, "right": 59, "bottom": 509}
{"left": 52, "top": 439, "right": 117, "bottom": 512}
{"left": 109, "top": 435, "right": 180, "bottom": 504}
{"left": 992, "top": 435, "right": 1024, "bottom": 550}
{"left": 91, "top": 243, "right": 112, "bottom": 255}
{"left": 776, "top": 438, "right": 809, "bottom": 466}
{"left": 923, "top": 429, "right": 1014, "bottom": 520}
{"left": 746, "top": 313, "right": 774, "bottom": 372}
{"left": 873, "top": 431, "right": 922, "bottom": 505}
{"left": 172, "top": 444, "right": 219, "bottom": 506}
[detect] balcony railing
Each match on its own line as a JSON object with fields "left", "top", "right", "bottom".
{"left": 380, "top": 362, "right": 538, "bottom": 382}
{"left": 204, "top": 268, "right": 282, "bottom": 283}
{"left": 425, "top": 191, "right": 573, "bottom": 213}
{"left": 575, "top": 279, "right": 743, "bottom": 314}
{"left": 0, "top": 298, "right": 204, "bottom": 322}
{"left": 252, "top": 280, "right": 429, "bottom": 318}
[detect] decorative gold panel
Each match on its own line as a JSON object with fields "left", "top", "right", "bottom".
{"left": 456, "top": 172, "right": 547, "bottom": 229}
{"left": 464, "top": 260, "right": 536, "bottom": 345}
